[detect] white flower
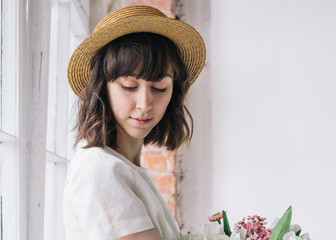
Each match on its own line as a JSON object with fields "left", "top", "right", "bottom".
{"left": 214, "top": 235, "right": 230, "bottom": 240}
{"left": 229, "top": 230, "right": 244, "bottom": 240}
{"left": 180, "top": 234, "right": 198, "bottom": 240}
{"left": 290, "top": 224, "right": 301, "bottom": 235}
{"left": 300, "top": 233, "right": 310, "bottom": 240}
{"left": 180, "top": 223, "right": 245, "bottom": 240}
{"left": 233, "top": 228, "right": 246, "bottom": 239}
{"left": 283, "top": 231, "right": 301, "bottom": 240}
{"left": 181, "top": 222, "right": 225, "bottom": 240}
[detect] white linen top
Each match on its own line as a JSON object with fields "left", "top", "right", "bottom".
{"left": 63, "top": 145, "right": 180, "bottom": 240}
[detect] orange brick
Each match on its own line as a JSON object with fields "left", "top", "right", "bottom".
{"left": 166, "top": 152, "right": 176, "bottom": 172}
{"left": 153, "top": 174, "right": 176, "bottom": 195}
{"left": 126, "top": 0, "right": 175, "bottom": 17}
{"left": 142, "top": 151, "right": 167, "bottom": 172}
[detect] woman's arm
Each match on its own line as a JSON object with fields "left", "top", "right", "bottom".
{"left": 116, "top": 228, "right": 164, "bottom": 240}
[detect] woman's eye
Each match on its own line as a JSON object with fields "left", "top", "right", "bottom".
{"left": 152, "top": 87, "right": 166, "bottom": 92}
{"left": 122, "top": 85, "right": 137, "bottom": 91}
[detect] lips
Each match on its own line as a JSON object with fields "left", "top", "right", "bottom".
{"left": 132, "top": 117, "right": 152, "bottom": 121}
{"left": 130, "top": 117, "right": 153, "bottom": 125}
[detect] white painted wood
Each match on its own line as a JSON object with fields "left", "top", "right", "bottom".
{"left": 25, "top": 0, "right": 52, "bottom": 240}
{"left": 1, "top": 0, "right": 24, "bottom": 239}
{"left": 45, "top": 0, "right": 91, "bottom": 238}
{"left": 44, "top": 3, "right": 70, "bottom": 240}
{"left": 0, "top": 132, "right": 16, "bottom": 143}
{"left": 1, "top": 138, "right": 19, "bottom": 240}
{"left": 0, "top": 0, "right": 2, "bottom": 130}
{"left": 56, "top": 2, "right": 71, "bottom": 159}
{"left": 47, "top": 0, "right": 59, "bottom": 154}
{"left": 67, "top": 86, "right": 78, "bottom": 160}
{"left": 46, "top": 151, "right": 68, "bottom": 164}
{"left": 44, "top": 153, "right": 67, "bottom": 240}
{"left": 16, "top": 0, "right": 30, "bottom": 239}
{"left": 67, "top": 0, "right": 90, "bottom": 160}
{"left": 73, "top": 0, "right": 89, "bottom": 17}
{"left": 47, "top": 0, "right": 71, "bottom": 158}
{"left": 71, "top": 0, "right": 89, "bottom": 37}
{"left": 78, "top": 0, "right": 90, "bottom": 16}
{"left": 1, "top": 0, "right": 18, "bottom": 136}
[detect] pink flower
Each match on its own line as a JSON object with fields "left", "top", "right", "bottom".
{"left": 248, "top": 215, "right": 267, "bottom": 222}
{"left": 234, "top": 214, "right": 272, "bottom": 240}
{"left": 208, "top": 212, "right": 223, "bottom": 222}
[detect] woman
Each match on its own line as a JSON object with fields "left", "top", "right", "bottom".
{"left": 64, "top": 5, "right": 206, "bottom": 240}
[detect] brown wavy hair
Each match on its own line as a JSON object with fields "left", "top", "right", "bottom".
{"left": 73, "top": 32, "right": 193, "bottom": 151}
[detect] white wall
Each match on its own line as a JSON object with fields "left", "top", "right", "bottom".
{"left": 177, "top": 0, "right": 212, "bottom": 231}
{"left": 211, "top": 1, "right": 336, "bottom": 239}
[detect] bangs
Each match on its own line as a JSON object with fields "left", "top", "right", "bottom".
{"left": 100, "top": 32, "right": 188, "bottom": 82}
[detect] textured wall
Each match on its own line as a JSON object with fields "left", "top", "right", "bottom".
{"left": 175, "top": 0, "right": 212, "bottom": 231}
{"left": 211, "top": 1, "right": 336, "bottom": 239}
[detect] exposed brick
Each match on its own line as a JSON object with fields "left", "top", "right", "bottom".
{"left": 166, "top": 152, "right": 176, "bottom": 172}
{"left": 124, "top": 0, "right": 175, "bottom": 17}
{"left": 153, "top": 174, "right": 176, "bottom": 195}
{"left": 142, "top": 151, "right": 167, "bottom": 172}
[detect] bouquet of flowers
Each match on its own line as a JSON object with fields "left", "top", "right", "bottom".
{"left": 181, "top": 206, "right": 310, "bottom": 240}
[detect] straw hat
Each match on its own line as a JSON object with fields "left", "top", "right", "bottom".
{"left": 67, "top": 5, "right": 206, "bottom": 97}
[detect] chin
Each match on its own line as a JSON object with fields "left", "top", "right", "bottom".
{"left": 129, "top": 129, "right": 153, "bottom": 140}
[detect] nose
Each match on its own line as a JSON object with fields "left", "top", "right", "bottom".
{"left": 136, "top": 86, "right": 152, "bottom": 111}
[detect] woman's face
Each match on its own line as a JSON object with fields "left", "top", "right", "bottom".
{"left": 107, "top": 68, "right": 174, "bottom": 142}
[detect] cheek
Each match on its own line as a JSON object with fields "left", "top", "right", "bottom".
{"left": 109, "top": 90, "right": 133, "bottom": 113}
{"left": 154, "top": 92, "right": 173, "bottom": 116}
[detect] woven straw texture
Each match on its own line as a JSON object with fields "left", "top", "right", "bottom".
{"left": 68, "top": 5, "right": 206, "bottom": 97}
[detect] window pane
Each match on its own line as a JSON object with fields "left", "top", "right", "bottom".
{"left": 0, "top": 0, "right": 3, "bottom": 131}
{"left": 0, "top": 0, "right": 3, "bottom": 236}
{"left": 46, "top": 1, "right": 58, "bottom": 153}
{"left": 44, "top": 158, "right": 66, "bottom": 240}
{"left": 0, "top": 144, "right": 3, "bottom": 240}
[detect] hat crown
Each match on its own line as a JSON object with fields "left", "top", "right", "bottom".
{"left": 68, "top": 5, "right": 206, "bottom": 97}
{"left": 94, "top": 5, "right": 167, "bottom": 32}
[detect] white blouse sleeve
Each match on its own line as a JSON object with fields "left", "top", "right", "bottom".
{"left": 66, "top": 150, "right": 154, "bottom": 240}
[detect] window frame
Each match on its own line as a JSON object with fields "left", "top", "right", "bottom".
{"left": 1, "top": 0, "right": 53, "bottom": 239}
{"left": 0, "top": 0, "right": 90, "bottom": 239}
{"left": 1, "top": 0, "right": 24, "bottom": 239}
{"left": 43, "top": 1, "right": 90, "bottom": 240}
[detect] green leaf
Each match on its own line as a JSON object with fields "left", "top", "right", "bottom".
{"left": 295, "top": 229, "right": 301, "bottom": 236}
{"left": 270, "top": 206, "right": 292, "bottom": 240}
{"left": 222, "top": 210, "right": 232, "bottom": 237}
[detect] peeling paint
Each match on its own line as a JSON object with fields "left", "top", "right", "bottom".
{"left": 38, "top": 51, "right": 43, "bottom": 91}
{"left": 77, "top": 0, "right": 88, "bottom": 15}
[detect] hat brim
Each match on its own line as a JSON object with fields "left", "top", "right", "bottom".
{"left": 67, "top": 15, "right": 206, "bottom": 97}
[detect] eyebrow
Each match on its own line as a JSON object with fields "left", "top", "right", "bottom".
{"left": 127, "top": 72, "right": 173, "bottom": 80}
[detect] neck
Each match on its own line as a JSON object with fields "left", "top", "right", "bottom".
{"left": 114, "top": 130, "right": 143, "bottom": 167}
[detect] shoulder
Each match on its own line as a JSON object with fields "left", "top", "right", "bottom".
{"left": 72, "top": 146, "right": 112, "bottom": 162}
{"left": 68, "top": 147, "right": 135, "bottom": 183}
{"left": 71, "top": 146, "right": 125, "bottom": 168}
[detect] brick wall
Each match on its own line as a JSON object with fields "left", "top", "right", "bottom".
{"left": 123, "top": 0, "right": 175, "bottom": 17}
{"left": 140, "top": 145, "right": 177, "bottom": 215}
